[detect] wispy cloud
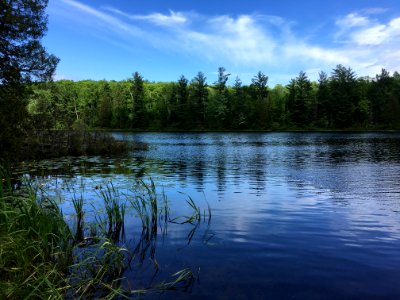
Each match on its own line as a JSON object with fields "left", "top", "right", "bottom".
{"left": 58, "top": 0, "right": 144, "bottom": 38}
{"left": 104, "top": 7, "right": 188, "bottom": 27}
{"left": 53, "top": 0, "right": 400, "bottom": 82}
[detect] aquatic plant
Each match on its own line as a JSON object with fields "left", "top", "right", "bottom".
{"left": 72, "top": 192, "right": 85, "bottom": 243}
{"left": 157, "top": 268, "right": 198, "bottom": 291}
{"left": 67, "top": 238, "right": 132, "bottom": 299}
{"left": 99, "top": 183, "right": 126, "bottom": 242}
{"left": 20, "top": 130, "right": 136, "bottom": 161}
{"left": 0, "top": 168, "right": 73, "bottom": 299}
{"left": 128, "top": 179, "right": 159, "bottom": 230}
{"left": 0, "top": 168, "right": 210, "bottom": 299}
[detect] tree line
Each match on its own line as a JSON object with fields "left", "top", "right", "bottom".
{"left": 28, "top": 66, "right": 400, "bottom": 131}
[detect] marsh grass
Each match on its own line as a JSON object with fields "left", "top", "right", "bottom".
{"left": 1, "top": 168, "right": 209, "bottom": 299}
{"left": 157, "top": 268, "right": 197, "bottom": 291}
{"left": 72, "top": 192, "right": 85, "bottom": 243}
{"left": 128, "top": 179, "right": 159, "bottom": 231}
{"left": 0, "top": 167, "right": 73, "bottom": 299}
{"left": 22, "top": 130, "right": 131, "bottom": 160}
{"left": 67, "top": 238, "right": 132, "bottom": 299}
{"left": 99, "top": 183, "right": 126, "bottom": 242}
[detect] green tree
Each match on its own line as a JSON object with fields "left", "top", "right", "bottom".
{"left": 231, "top": 76, "right": 247, "bottom": 129}
{"left": 97, "top": 82, "right": 112, "bottom": 128}
{"left": 175, "top": 75, "right": 189, "bottom": 127}
{"left": 27, "top": 84, "right": 54, "bottom": 129}
{"left": 287, "top": 71, "right": 314, "bottom": 127}
{"left": 111, "top": 81, "right": 130, "bottom": 129}
{"left": 387, "top": 72, "right": 400, "bottom": 128}
{"left": 189, "top": 72, "right": 208, "bottom": 128}
{"left": 250, "top": 71, "right": 270, "bottom": 128}
{"left": 330, "top": 65, "right": 358, "bottom": 128}
{"left": 268, "top": 84, "right": 287, "bottom": 128}
{"left": 130, "top": 71, "right": 146, "bottom": 128}
{"left": 0, "top": 0, "right": 59, "bottom": 159}
{"left": 354, "top": 77, "right": 372, "bottom": 128}
{"left": 369, "top": 69, "right": 393, "bottom": 126}
{"left": 208, "top": 67, "right": 230, "bottom": 128}
{"left": 251, "top": 71, "right": 268, "bottom": 98}
{"left": 52, "top": 80, "right": 79, "bottom": 129}
{"left": 316, "top": 71, "right": 331, "bottom": 127}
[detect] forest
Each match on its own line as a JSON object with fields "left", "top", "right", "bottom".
{"left": 28, "top": 67, "right": 400, "bottom": 132}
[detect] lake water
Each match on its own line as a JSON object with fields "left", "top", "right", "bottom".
{"left": 16, "top": 132, "right": 400, "bottom": 299}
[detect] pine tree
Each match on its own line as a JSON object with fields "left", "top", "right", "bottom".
{"left": 130, "top": 72, "right": 146, "bottom": 128}
{"left": 0, "top": 0, "right": 59, "bottom": 159}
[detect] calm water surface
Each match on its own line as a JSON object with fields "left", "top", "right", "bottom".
{"left": 16, "top": 132, "right": 400, "bottom": 299}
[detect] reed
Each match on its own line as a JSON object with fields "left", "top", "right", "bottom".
{"left": 1, "top": 168, "right": 209, "bottom": 299}
{"left": 129, "top": 179, "right": 159, "bottom": 231}
{"left": 170, "top": 196, "right": 211, "bottom": 226}
{"left": 157, "top": 268, "right": 197, "bottom": 291}
{"left": 99, "top": 182, "right": 126, "bottom": 242}
{"left": 21, "top": 130, "right": 131, "bottom": 160}
{"left": 72, "top": 192, "right": 85, "bottom": 242}
{"left": 0, "top": 169, "right": 73, "bottom": 299}
{"left": 68, "top": 238, "right": 132, "bottom": 299}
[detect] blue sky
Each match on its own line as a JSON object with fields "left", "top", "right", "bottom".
{"left": 44, "top": 0, "right": 400, "bottom": 85}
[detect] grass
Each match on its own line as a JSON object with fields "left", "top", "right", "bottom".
{"left": 72, "top": 192, "right": 85, "bottom": 243}
{"left": 0, "top": 166, "right": 73, "bottom": 299}
{"left": 99, "top": 183, "right": 126, "bottom": 242}
{"left": 0, "top": 165, "right": 209, "bottom": 299}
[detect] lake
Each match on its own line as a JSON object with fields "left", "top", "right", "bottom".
{"left": 16, "top": 132, "right": 400, "bottom": 299}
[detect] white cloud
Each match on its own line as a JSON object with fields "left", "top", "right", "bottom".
{"left": 336, "top": 13, "right": 370, "bottom": 28}
{"left": 180, "top": 15, "right": 279, "bottom": 66}
{"left": 335, "top": 12, "right": 400, "bottom": 46}
{"left": 59, "top": 0, "right": 143, "bottom": 37}
{"left": 333, "top": 12, "right": 400, "bottom": 76}
{"left": 53, "top": 1, "right": 400, "bottom": 82}
{"left": 132, "top": 11, "right": 188, "bottom": 26}
{"left": 351, "top": 24, "right": 388, "bottom": 45}
{"left": 104, "top": 7, "right": 188, "bottom": 27}
{"left": 360, "top": 7, "right": 388, "bottom": 15}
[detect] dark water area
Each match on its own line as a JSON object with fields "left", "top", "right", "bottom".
{"left": 15, "top": 132, "right": 400, "bottom": 299}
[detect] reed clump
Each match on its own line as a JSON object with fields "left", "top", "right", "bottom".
{"left": 1, "top": 167, "right": 207, "bottom": 299}
{"left": 20, "top": 129, "right": 144, "bottom": 160}
{"left": 0, "top": 166, "right": 73, "bottom": 299}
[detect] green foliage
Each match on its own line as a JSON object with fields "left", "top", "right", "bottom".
{"left": 250, "top": 71, "right": 270, "bottom": 128}
{"left": 0, "top": 0, "right": 58, "bottom": 85}
{"left": 316, "top": 71, "right": 332, "bottom": 127}
{"left": 286, "top": 71, "right": 315, "bottom": 127}
{"left": 21, "top": 66, "right": 400, "bottom": 132}
{"left": 329, "top": 65, "right": 358, "bottom": 128}
{"left": 190, "top": 71, "right": 208, "bottom": 128}
{"left": 208, "top": 67, "right": 231, "bottom": 128}
{"left": 0, "top": 0, "right": 58, "bottom": 160}
{"left": 0, "top": 173, "right": 73, "bottom": 299}
{"left": 131, "top": 71, "right": 147, "bottom": 128}
{"left": 98, "top": 82, "right": 113, "bottom": 128}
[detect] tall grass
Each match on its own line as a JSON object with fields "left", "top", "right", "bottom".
{"left": 99, "top": 183, "right": 126, "bottom": 242}
{"left": 0, "top": 167, "right": 73, "bottom": 299}
{"left": 129, "top": 179, "right": 159, "bottom": 231}
{"left": 72, "top": 192, "right": 85, "bottom": 243}
{"left": 1, "top": 168, "right": 208, "bottom": 299}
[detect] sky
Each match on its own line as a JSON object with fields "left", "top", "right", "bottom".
{"left": 44, "top": 0, "right": 400, "bottom": 86}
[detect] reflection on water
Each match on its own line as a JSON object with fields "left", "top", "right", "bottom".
{"left": 13, "top": 132, "right": 400, "bottom": 299}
